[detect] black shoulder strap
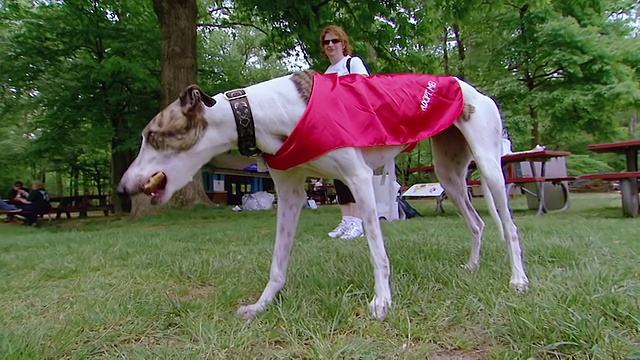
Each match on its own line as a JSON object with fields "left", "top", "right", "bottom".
{"left": 346, "top": 55, "right": 371, "bottom": 75}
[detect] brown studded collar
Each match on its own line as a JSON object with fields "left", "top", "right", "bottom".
{"left": 224, "top": 89, "right": 261, "bottom": 157}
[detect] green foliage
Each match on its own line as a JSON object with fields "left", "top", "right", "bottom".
{"left": 565, "top": 154, "right": 614, "bottom": 175}
{"left": 197, "top": 24, "right": 290, "bottom": 92}
{"left": 468, "top": 0, "right": 640, "bottom": 149}
{"left": 1, "top": 0, "right": 639, "bottom": 192}
{"left": 0, "top": 121, "right": 33, "bottom": 197}
{"left": 0, "top": 0, "right": 163, "bottom": 194}
{"left": 221, "top": 0, "right": 442, "bottom": 73}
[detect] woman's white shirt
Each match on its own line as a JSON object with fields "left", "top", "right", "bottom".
{"left": 324, "top": 55, "right": 368, "bottom": 76}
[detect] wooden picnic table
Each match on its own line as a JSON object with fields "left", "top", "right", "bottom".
{"left": 50, "top": 194, "right": 113, "bottom": 219}
{"left": 1, "top": 194, "right": 113, "bottom": 224}
{"left": 306, "top": 183, "right": 335, "bottom": 205}
{"left": 581, "top": 139, "right": 640, "bottom": 217}
{"left": 408, "top": 150, "right": 574, "bottom": 215}
{"left": 500, "top": 150, "right": 574, "bottom": 215}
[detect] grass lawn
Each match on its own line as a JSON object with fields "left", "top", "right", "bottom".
{"left": 1, "top": 192, "right": 638, "bottom": 359}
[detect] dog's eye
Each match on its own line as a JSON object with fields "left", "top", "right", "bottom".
{"left": 148, "top": 131, "right": 156, "bottom": 139}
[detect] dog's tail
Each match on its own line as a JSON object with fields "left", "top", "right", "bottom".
{"left": 480, "top": 176, "right": 505, "bottom": 241}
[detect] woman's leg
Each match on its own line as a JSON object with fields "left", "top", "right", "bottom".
{"left": 329, "top": 180, "right": 364, "bottom": 239}
{"left": 0, "top": 199, "right": 19, "bottom": 211}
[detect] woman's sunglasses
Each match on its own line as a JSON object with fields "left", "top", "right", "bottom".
{"left": 323, "top": 39, "right": 341, "bottom": 45}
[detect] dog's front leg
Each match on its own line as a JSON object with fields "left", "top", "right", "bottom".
{"left": 237, "top": 170, "right": 306, "bottom": 321}
{"left": 346, "top": 172, "right": 393, "bottom": 320}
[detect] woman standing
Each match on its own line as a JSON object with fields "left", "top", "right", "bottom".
{"left": 320, "top": 25, "right": 370, "bottom": 240}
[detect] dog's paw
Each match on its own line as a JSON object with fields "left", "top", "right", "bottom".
{"left": 510, "top": 277, "right": 529, "bottom": 293}
{"left": 237, "top": 303, "right": 265, "bottom": 321}
{"left": 368, "top": 295, "right": 392, "bottom": 320}
{"left": 462, "top": 262, "right": 479, "bottom": 271}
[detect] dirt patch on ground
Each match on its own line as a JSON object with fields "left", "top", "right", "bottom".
{"left": 142, "top": 225, "right": 168, "bottom": 230}
{"left": 166, "top": 283, "right": 215, "bottom": 301}
{"left": 430, "top": 349, "right": 486, "bottom": 360}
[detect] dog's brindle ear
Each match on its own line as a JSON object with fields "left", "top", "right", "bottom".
{"left": 179, "top": 84, "right": 216, "bottom": 113}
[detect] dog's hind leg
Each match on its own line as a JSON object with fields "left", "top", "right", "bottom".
{"left": 432, "top": 127, "right": 485, "bottom": 270}
{"left": 237, "top": 169, "right": 307, "bottom": 321}
{"left": 341, "top": 157, "right": 392, "bottom": 320}
{"left": 454, "top": 86, "right": 529, "bottom": 291}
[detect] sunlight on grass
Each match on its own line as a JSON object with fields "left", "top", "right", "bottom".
{"left": 1, "top": 193, "right": 639, "bottom": 358}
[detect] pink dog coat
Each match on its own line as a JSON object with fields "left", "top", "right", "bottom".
{"left": 263, "top": 72, "right": 464, "bottom": 170}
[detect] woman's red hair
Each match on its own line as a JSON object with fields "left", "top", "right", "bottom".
{"left": 320, "top": 25, "right": 353, "bottom": 58}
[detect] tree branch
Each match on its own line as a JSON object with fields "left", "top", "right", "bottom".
{"left": 311, "top": 0, "right": 332, "bottom": 14}
{"left": 208, "top": 6, "right": 234, "bottom": 17}
{"left": 530, "top": 67, "right": 565, "bottom": 80}
{"left": 197, "top": 22, "right": 268, "bottom": 36}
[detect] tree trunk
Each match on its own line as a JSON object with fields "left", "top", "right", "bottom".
{"left": 529, "top": 105, "right": 540, "bottom": 148}
{"left": 154, "top": 0, "right": 198, "bottom": 106}
{"left": 630, "top": 110, "right": 638, "bottom": 137}
{"left": 111, "top": 146, "right": 134, "bottom": 214}
{"left": 442, "top": 27, "right": 449, "bottom": 75}
{"left": 71, "top": 167, "right": 79, "bottom": 196}
{"left": 141, "top": 0, "right": 210, "bottom": 216}
{"left": 452, "top": 24, "right": 465, "bottom": 80}
{"left": 55, "top": 171, "right": 64, "bottom": 196}
{"left": 82, "top": 172, "right": 91, "bottom": 194}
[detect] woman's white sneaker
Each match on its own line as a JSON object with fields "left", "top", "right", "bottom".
{"left": 340, "top": 221, "right": 364, "bottom": 240}
{"left": 328, "top": 219, "right": 349, "bottom": 238}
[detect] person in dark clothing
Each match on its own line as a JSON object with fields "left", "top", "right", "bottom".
{"left": 8, "top": 181, "right": 29, "bottom": 201}
{"left": 15, "top": 180, "right": 51, "bottom": 226}
{"left": 4, "top": 181, "right": 29, "bottom": 222}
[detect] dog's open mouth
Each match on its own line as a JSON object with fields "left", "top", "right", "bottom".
{"left": 142, "top": 172, "right": 167, "bottom": 204}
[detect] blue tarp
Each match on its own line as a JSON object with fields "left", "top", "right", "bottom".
{"left": 243, "top": 163, "right": 268, "bottom": 173}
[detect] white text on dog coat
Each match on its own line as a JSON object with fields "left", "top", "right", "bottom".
{"left": 420, "top": 81, "right": 438, "bottom": 111}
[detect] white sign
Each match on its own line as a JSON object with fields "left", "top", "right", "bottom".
{"left": 213, "top": 180, "right": 225, "bottom": 192}
{"left": 402, "top": 183, "right": 445, "bottom": 197}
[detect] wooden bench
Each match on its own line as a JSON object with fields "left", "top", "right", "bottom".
{"left": 578, "top": 172, "right": 640, "bottom": 217}
{"left": 54, "top": 204, "right": 115, "bottom": 219}
{"left": 465, "top": 176, "right": 575, "bottom": 186}
{"left": 2, "top": 204, "right": 115, "bottom": 223}
{"left": 402, "top": 176, "right": 576, "bottom": 214}
{"left": 0, "top": 209, "right": 55, "bottom": 224}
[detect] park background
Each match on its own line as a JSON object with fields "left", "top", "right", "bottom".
{"left": 1, "top": 1, "right": 640, "bottom": 358}
{"left": 1, "top": 0, "right": 639, "bottom": 215}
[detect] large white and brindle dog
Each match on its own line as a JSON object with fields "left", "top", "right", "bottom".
{"left": 118, "top": 70, "right": 529, "bottom": 320}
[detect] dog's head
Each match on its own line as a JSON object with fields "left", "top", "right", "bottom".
{"left": 118, "top": 84, "right": 235, "bottom": 205}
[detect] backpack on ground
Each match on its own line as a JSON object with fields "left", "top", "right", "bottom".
{"left": 398, "top": 197, "right": 422, "bottom": 219}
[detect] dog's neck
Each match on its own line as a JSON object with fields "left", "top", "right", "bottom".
{"left": 204, "top": 73, "right": 309, "bottom": 157}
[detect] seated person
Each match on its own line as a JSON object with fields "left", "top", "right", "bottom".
{"left": 8, "top": 181, "right": 29, "bottom": 201}
{"left": 14, "top": 180, "right": 51, "bottom": 226}
{"left": 313, "top": 178, "right": 325, "bottom": 191}
{"left": 4, "top": 181, "right": 28, "bottom": 222}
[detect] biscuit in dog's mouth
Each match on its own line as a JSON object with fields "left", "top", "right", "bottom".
{"left": 142, "top": 172, "right": 167, "bottom": 204}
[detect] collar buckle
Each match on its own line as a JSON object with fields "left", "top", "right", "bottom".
{"left": 224, "top": 89, "right": 247, "bottom": 101}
